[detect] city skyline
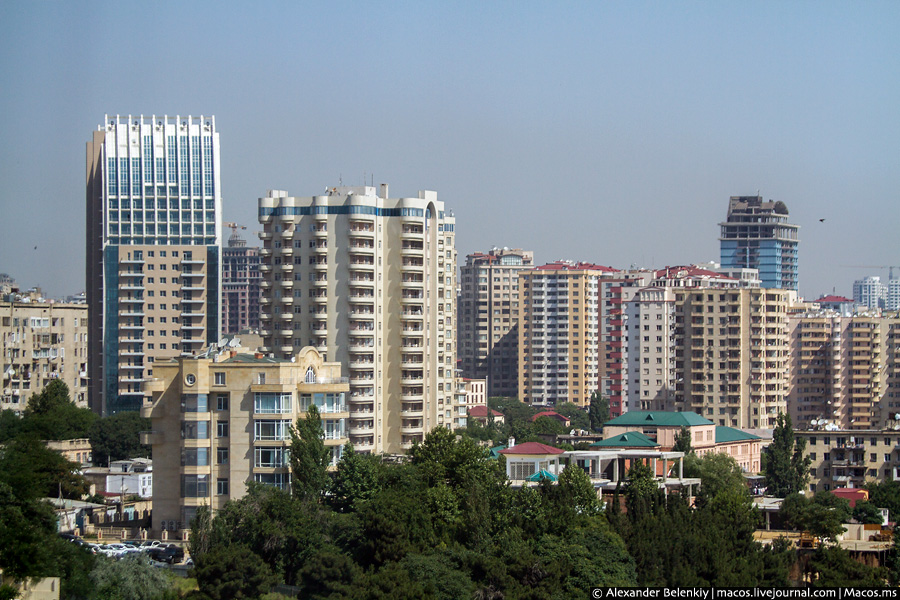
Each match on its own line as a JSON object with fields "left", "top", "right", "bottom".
{"left": 1, "top": 2, "right": 899, "bottom": 300}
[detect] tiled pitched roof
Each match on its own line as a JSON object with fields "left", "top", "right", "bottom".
{"left": 499, "top": 442, "right": 566, "bottom": 455}
{"left": 715, "top": 426, "right": 761, "bottom": 443}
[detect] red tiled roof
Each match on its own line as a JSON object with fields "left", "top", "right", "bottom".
{"left": 468, "top": 405, "right": 502, "bottom": 418}
{"left": 530, "top": 411, "right": 569, "bottom": 423}
{"left": 815, "top": 295, "right": 853, "bottom": 303}
{"left": 499, "top": 441, "right": 566, "bottom": 455}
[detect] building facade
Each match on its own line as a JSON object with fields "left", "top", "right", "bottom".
{"left": 141, "top": 346, "right": 348, "bottom": 535}
{"left": 719, "top": 195, "right": 799, "bottom": 291}
{"left": 257, "top": 185, "right": 457, "bottom": 453}
{"left": 1, "top": 302, "right": 88, "bottom": 412}
{"left": 518, "top": 262, "right": 616, "bottom": 407}
{"left": 458, "top": 248, "right": 533, "bottom": 398}
{"left": 86, "top": 115, "right": 222, "bottom": 415}
{"left": 788, "top": 311, "right": 899, "bottom": 431}
{"left": 853, "top": 276, "right": 887, "bottom": 310}
{"left": 799, "top": 430, "right": 900, "bottom": 492}
{"left": 672, "top": 287, "right": 791, "bottom": 429}
{"left": 222, "top": 229, "right": 261, "bottom": 335}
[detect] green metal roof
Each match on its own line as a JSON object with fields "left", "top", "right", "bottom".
{"left": 590, "top": 431, "right": 659, "bottom": 448}
{"left": 604, "top": 411, "right": 714, "bottom": 428}
{"left": 715, "top": 426, "right": 761, "bottom": 443}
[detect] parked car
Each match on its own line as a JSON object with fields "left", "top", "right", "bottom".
{"left": 147, "top": 544, "right": 184, "bottom": 564}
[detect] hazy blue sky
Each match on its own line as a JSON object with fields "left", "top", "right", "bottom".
{"left": 1, "top": 1, "right": 897, "bottom": 299}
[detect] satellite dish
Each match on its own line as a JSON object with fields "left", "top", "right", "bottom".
{"left": 228, "top": 338, "right": 240, "bottom": 348}
{"left": 894, "top": 413, "right": 899, "bottom": 421}
{"left": 217, "top": 338, "right": 228, "bottom": 348}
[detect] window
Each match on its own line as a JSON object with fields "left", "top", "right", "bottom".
{"left": 254, "top": 392, "right": 292, "bottom": 414}
{"left": 217, "top": 448, "right": 229, "bottom": 465}
{"left": 183, "top": 448, "right": 209, "bottom": 466}
{"left": 216, "top": 420, "right": 228, "bottom": 438}
{"left": 217, "top": 478, "right": 229, "bottom": 496}
{"left": 181, "top": 474, "right": 208, "bottom": 497}
{"left": 182, "top": 394, "right": 208, "bottom": 412}
{"left": 254, "top": 472, "right": 288, "bottom": 489}
{"left": 255, "top": 447, "right": 288, "bottom": 468}
{"left": 216, "top": 394, "right": 228, "bottom": 411}
{"left": 214, "top": 372, "right": 225, "bottom": 386}
{"left": 182, "top": 421, "right": 209, "bottom": 439}
{"left": 254, "top": 420, "right": 291, "bottom": 441}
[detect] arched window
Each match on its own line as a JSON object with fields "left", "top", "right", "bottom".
{"left": 305, "top": 366, "right": 316, "bottom": 384}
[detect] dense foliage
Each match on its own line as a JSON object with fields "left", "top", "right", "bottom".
{"left": 765, "top": 413, "right": 811, "bottom": 497}
{"left": 89, "top": 411, "right": 151, "bottom": 466}
{"left": 0, "top": 380, "right": 96, "bottom": 443}
{"left": 190, "top": 428, "right": 636, "bottom": 598}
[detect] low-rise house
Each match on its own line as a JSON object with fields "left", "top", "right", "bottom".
{"left": 468, "top": 405, "right": 505, "bottom": 426}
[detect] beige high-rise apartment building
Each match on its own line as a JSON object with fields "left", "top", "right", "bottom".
{"left": 141, "top": 346, "right": 348, "bottom": 535}
{"left": 257, "top": 185, "right": 457, "bottom": 454}
{"left": 788, "top": 310, "right": 898, "bottom": 430}
{"left": 518, "top": 262, "right": 617, "bottom": 407}
{"left": 672, "top": 287, "right": 791, "bottom": 428}
{"left": 86, "top": 115, "right": 222, "bottom": 415}
{"left": 1, "top": 301, "right": 89, "bottom": 412}
{"left": 458, "top": 248, "right": 533, "bottom": 398}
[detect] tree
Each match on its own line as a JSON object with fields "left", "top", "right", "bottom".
{"left": 89, "top": 554, "right": 173, "bottom": 600}
{"left": 289, "top": 405, "right": 330, "bottom": 501}
{"left": 554, "top": 402, "right": 589, "bottom": 431}
{"left": 764, "top": 413, "right": 810, "bottom": 497}
{"left": 588, "top": 392, "right": 609, "bottom": 432}
{"left": 672, "top": 426, "right": 693, "bottom": 454}
{"left": 193, "top": 544, "right": 278, "bottom": 600}
{"left": 329, "top": 444, "right": 381, "bottom": 512}
{"left": 852, "top": 500, "right": 883, "bottom": 525}
{"left": 89, "top": 411, "right": 151, "bottom": 466}
{"left": 21, "top": 380, "right": 96, "bottom": 441}
{"left": 684, "top": 452, "right": 746, "bottom": 506}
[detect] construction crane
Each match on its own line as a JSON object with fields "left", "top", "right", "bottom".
{"left": 840, "top": 265, "right": 899, "bottom": 280}
{"left": 223, "top": 222, "right": 247, "bottom": 236}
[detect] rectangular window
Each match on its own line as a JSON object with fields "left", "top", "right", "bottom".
{"left": 183, "top": 447, "right": 209, "bottom": 466}
{"left": 182, "top": 421, "right": 209, "bottom": 440}
{"left": 253, "top": 472, "right": 288, "bottom": 490}
{"left": 181, "top": 474, "right": 208, "bottom": 498}
{"left": 214, "top": 372, "right": 225, "bottom": 386}
{"left": 216, "top": 478, "right": 229, "bottom": 496}
{"left": 182, "top": 394, "right": 208, "bottom": 412}
{"left": 217, "top": 448, "right": 229, "bottom": 465}
{"left": 254, "top": 392, "right": 292, "bottom": 414}
{"left": 216, "top": 420, "right": 228, "bottom": 438}
{"left": 216, "top": 394, "right": 228, "bottom": 411}
{"left": 254, "top": 420, "right": 291, "bottom": 441}
{"left": 255, "top": 447, "right": 288, "bottom": 468}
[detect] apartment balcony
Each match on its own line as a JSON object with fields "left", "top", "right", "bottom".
{"left": 181, "top": 324, "right": 205, "bottom": 331}
{"left": 120, "top": 284, "right": 145, "bottom": 291}
{"left": 401, "top": 423, "right": 424, "bottom": 435}
{"left": 260, "top": 264, "right": 272, "bottom": 273}
{"left": 181, "top": 311, "right": 205, "bottom": 318}
{"left": 119, "top": 364, "right": 144, "bottom": 370}
{"left": 349, "top": 375, "right": 375, "bottom": 386}
{"left": 181, "top": 296, "right": 204, "bottom": 304}
{"left": 181, "top": 271, "right": 204, "bottom": 279}
{"left": 401, "top": 261, "right": 424, "bottom": 272}
{"left": 181, "top": 257, "right": 205, "bottom": 265}
{"left": 258, "top": 231, "right": 272, "bottom": 240}
{"left": 279, "top": 328, "right": 293, "bottom": 336}
{"left": 349, "top": 407, "right": 375, "bottom": 419}
{"left": 181, "top": 284, "right": 205, "bottom": 292}
{"left": 118, "top": 336, "right": 145, "bottom": 344}
{"left": 349, "top": 294, "right": 375, "bottom": 304}
{"left": 120, "top": 323, "right": 145, "bottom": 330}
{"left": 349, "top": 244, "right": 375, "bottom": 255}
{"left": 121, "top": 350, "right": 145, "bottom": 356}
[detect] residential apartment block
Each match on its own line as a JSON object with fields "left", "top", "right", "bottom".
{"left": 1, "top": 301, "right": 88, "bottom": 412}
{"left": 853, "top": 276, "right": 888, "bottom": 310}
{"left": 518, "top": 262, "right": 614, "bottom": 407}
{"left": 257, "top": 185, "right": 457, "bottom": 453}
{"left": 458, "top": 247, "right": 533, "bottom": 398}
{"left": 141, "top": 346, "right": 348, "bottom": 535}
{"left": 719, "top": 195, "right": 799, "bottom": 290}
{"left": 222, "top": 228, "right": 261, "bottom": 335}
{"left": 87, "top": 115, "right": 222, "bottom": 415}
{"left": 672, "top": 287, "right": 791, "bottom": 429}
{"left": 799, "top": 430, "right": 900, "bottom": 492}
{"left": 789, "top": 311, "right": 900, "bottom": 431}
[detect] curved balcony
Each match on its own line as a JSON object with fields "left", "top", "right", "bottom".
{"left": 349, "top": 294, "right": 375, "bottom": 304}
